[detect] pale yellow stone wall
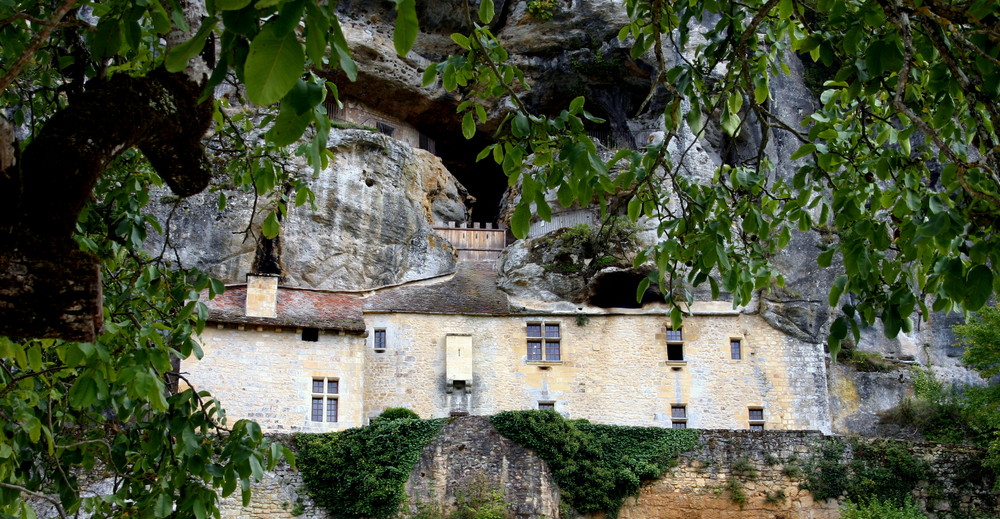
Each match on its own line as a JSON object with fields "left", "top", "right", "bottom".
{"left": 245, "top": 276, "right": 277, "bottom": 318}
{"left": 362, "top": 312, "right": 831, "bottom": 431}
{"left": 182, "top": 326, "right": 367, "bottom": 432}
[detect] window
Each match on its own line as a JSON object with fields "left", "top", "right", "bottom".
{"left": 671, "top": 404, "right": 687, "bottom": 429}
{"left": 373, "top": 329, "right": 386, "bottom": 352}
{"left": 311, "top": 378, "right": 339, "bottom": 422}
{"left": 748, "top": 407, "right": 764, "bottom": 431}
{"left": 376, "top": 121, "right": 396, "bottom": 136}
{"left": 730, "top": 339, "right": 742, "bottom": 360}
{"left": 538, "top": 401, "right": 556, "bottom": 411}
{"left": 302, "top": 327, "right": 319, "bottom": 342}
{"left": 527, "top": 322, "right": 560, "bottom": 361}
{"left": 666, "top": 328, "right": 684, "bottom": 361}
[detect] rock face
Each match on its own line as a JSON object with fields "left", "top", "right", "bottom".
{"left": 146, "top": 130, "right": 472, "bottom": 290}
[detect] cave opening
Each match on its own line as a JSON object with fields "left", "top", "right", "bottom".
{"left": 426, "top": 130, "right": 508, "bottom": 225}
{"left": 587, "top": 270, "right": 661, "bottom": 309}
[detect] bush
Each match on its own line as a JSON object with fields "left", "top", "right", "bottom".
{"left": 801, "top": 439, "right": 930, "bottom": 505}
{"left": 526, "top": 0, "right": 557, "bottom": 20}
{"left": 377, "top": 407, "right": 420, "bottom": 421}
{"left": 840, "top": 497, "right": 928, "bottom": 519}
{"left": 490, "top": 410, "right": 698, "bottom": 517}
{"left": 296, "top": 418, "right": 445, "bottom": 519}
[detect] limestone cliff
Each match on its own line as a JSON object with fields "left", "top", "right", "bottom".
{"left": 146, "top": 130, "right": 471, "bottom": 290}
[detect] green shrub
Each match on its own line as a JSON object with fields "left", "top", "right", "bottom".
{"left": 377, "top": 407, "right": 420, "bottom": 421}
{"left": 296, "top": 418, "right": 446, "bottom": 519}
{"left": 452, "top": 476, "right": 510, "bottom": 519}
{"left": 840, "top": 497, "right": 928, "bottom": 519}
{"left": 490, "top": 410, "right": 698, "bottom": 518}
{"left": 725, "top": 478, "right": 748, "bottom": 507}
{"left": 801, "top": 439, "right": 931, "bottom": 505}
{"left": 526, "top": 0, "right": 557, "bottom": 20}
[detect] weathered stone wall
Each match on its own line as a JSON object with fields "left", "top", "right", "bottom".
{"left": 363, "top": 310, "right": 830, "bottom": 432}
{"left": 211, "top": 424, "right": 997, "bottom": 519}
{"left": 183, "top": 326, "right": 367, "bottom": 431}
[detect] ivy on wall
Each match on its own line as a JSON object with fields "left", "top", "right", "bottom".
{"left": 801, "top": 438, "right": 931, "bottom": 505}
{"left": 490, "top": 410, "right": 699, "bottom": 517}
{"left": 295, "top": 417, "right": 446, "bottom": 519}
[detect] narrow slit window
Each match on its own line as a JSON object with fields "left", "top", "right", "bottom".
{"left": 748, "top": 407, "right": 764, "bottom": 431}
{"left": 731, "top": 339, "right": 742, "bottom": 360}
{"left": 671, "top": 404, "right": 688, "bottom": 429}
{"left": 374, "top": 329, "right": 387, "bottom": 351}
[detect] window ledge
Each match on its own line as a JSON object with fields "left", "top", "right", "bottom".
{"left": 526, "top": 360, "right": 563, "bottom": 365}
{"left": 665, "top": 360, "right": 687, "bottom": 366}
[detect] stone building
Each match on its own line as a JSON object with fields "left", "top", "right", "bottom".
{"left": 183, "top": 260, "right": 833, "bottom": 434}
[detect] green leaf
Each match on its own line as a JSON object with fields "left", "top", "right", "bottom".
{"left": 392, "top": 0, "right": 418, "bottom": 56}
{"left": 462, "top": 111, "right": 476, "bottom": 139}
{"left": 215, "top": 0, "right": 251, "bottom": 10}
{"left": 511, "top": 204, "right": 531, "bottom": 239}
{"left": 245, "top": 24, "right": 306, "bottom": 106}
{"left": 963, "top": 265, "right": 993, "bottom": 310}
{"left": 817, "top": 248, "right": 835, "bottom": 268}
{"left": 479, "top": 0, "right": 495, "bottom": 23}
{"left": 422, "top": 63, "right": 439, "bottom": 86}
{"left": 829, "top": 274, "right": 848, "bottom": 307}
{"left": 164, "top": 17, "right": 219, "bottom": 72}
{"left": 721, "top": 111, "right": 740, "bottom": 136}
{"left": 155, "top": 493, "right": 173, "bottom": 518}
{"left": 636, "top": 277, "right": 650, "bottom": 303}
{"left": 512, "top": 114, "right": 530, "bottom": 137}
{"left": 262, "top": 212, "right": 281, "bottom": 239}
{"left": 790, "top": 143, "right": 815, "bottom": 161}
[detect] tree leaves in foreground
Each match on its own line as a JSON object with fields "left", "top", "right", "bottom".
{"left": 430, "top": 0, "right": 999, "bottom": 348}
{"left": 0, "top": 153, "right": 290, "bottom": 519}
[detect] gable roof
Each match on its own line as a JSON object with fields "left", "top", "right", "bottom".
{"left": 205, "top": 285, "right": 365, "bottom": 333}
{"left": 363, "top": 261, "right": 510, "bottom": 315}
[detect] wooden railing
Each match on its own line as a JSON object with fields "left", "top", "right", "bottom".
{"left": 434, "top": 222, "right": 506, "bottom": 261}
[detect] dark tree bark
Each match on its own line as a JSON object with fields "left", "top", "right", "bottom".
{"left": 0, "top": 70, "right": 213, "bottom": 341}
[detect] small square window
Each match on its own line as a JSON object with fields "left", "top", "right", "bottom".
{"left": 667, "top": 343, "right": 684, "bottom": 361}
{"left": 302, "top": 328, "right": 320, "bottom": 342}
{"left": 731, "top": 339, "right": 742, "bottom": 360}
{"left": 538, "top": 402, "right": 556, "bottom": 411}
{"left": 749, "top": 408, "right": 764, "bottom": 421}
{"left": 750, "top": 424, "right": 764, "bottom": 431}
{"left": 672, "top": 421, "right": 688, "bottom": 429}
{"left": 666, "top": 329, "right": 683, "bottom": 342}
{"left": 374, "top": 329, "right": 387, "bottom": 351}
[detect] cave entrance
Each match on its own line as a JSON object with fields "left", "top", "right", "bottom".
{"left": 426, "top": 131, "right": 508, "bottom": 225}
{"left": 587, "top": 270, "right": 661, "bottom": 309}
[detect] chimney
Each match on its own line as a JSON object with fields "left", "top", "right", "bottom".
{"left": 245, "top": 274, "right": 278, "bottom": 318}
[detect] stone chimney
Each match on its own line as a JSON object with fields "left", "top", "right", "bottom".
{"left": 245, "top": 274, "right": 278, "bottom": 318}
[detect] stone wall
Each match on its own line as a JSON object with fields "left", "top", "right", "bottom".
{"left": 212, "top": 424, "right": 997, "bottom": 519}
{"left": 183, "top": 325, "right": 367, "bottom": 432}
{"left": 362, "top": 310, "right": 830, "bottom": 432}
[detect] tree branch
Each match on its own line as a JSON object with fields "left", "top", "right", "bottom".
{"left": 0, "top": 0, "right": 79, "bottom": 95}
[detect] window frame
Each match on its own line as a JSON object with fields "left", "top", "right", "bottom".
{"left": 670, "top": 404, "right": 688, "bottom": 429}
{"left": 748, "top": 407, "right": 764, "bottom": 431}
{"left": 373, "top": 328, "right": 387, "bottom": 352}
{"left": 311, "top": 377, "right": 339, "bottom": 423}
{"left": 730, "top": 338, "right": 742, "bottom": 360}
{"left": 538, "top": 401, "right": 556, "bottom": 411}
{"left": 526, "top": 321, "right": 561, "bottom": 362}
{"left": 666, "top": 327, "right": 685, "bottom": 363}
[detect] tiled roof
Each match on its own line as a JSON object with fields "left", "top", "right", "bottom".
{"left": 364, "top": 261, "right": 510, "bottom": 315}
{"left": 205, "top": 285, "right": 365, "bottom": 332}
